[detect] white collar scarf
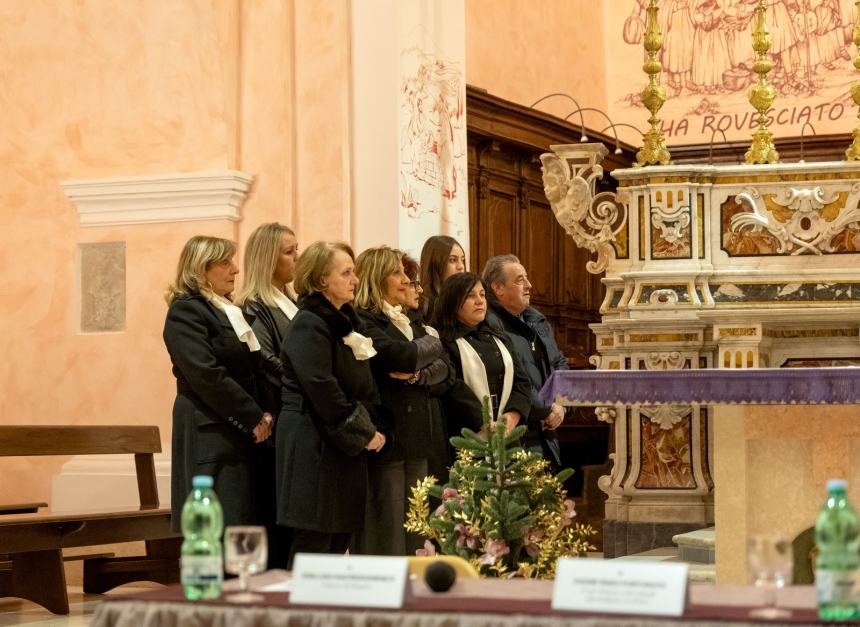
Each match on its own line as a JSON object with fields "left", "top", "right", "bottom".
{"left": 272, "top": 290, "right": 299, "bottom": 321}
{"left": 382, "top": 301, "right": 413, "bottom": 340}
{"left": 455, "top": 335, "right": 513, "bottom": 420}
{"left": 207, "top": 294, "right": 261, "bottom": 352}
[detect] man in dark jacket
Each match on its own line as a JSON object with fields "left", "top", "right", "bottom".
{"left": 482, "top": 255, "right": 566, "bottom": 467}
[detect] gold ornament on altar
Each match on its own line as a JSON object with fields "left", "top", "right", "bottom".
{"left": 635, "top": 0, "right": 671, "bottom": 167}
{"left": 744, "top": 0, "right": 779, "bottom": 164}
{"left": 846, "top": 0, "right": 860, "bottom": 160}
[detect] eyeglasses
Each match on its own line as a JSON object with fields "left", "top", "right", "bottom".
{"left": 409, "top": 280, "right": 422, "bottom": 289}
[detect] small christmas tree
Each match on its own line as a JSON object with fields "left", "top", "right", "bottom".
{"left": 406, "top": 397, "right": 596, "bottom": 578}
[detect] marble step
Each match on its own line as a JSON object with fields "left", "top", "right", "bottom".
{"left": 672, "top": 527, "right": 715, "bottom": 564}
{"left": 613, "top": 547, "right": 715, "bottom": 583}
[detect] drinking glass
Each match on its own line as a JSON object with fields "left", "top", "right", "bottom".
{"left": 747, "top": 534, "right": 794, "bottom": 619}
{"left": 224, "top": 525, "right": 268, "bottom": 603}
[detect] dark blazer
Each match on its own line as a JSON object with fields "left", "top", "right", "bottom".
{"left": 242, "top": 298, "right": 293, "bottom": 414}
{"left": 487, "top": 300, "right": 568, "bottom": 465}
{"left": 275, "top": 293, "right": 381, "bottom": 534}
{"left": 357, "top": 308, "right": 454, "bottom": 463}
{"left": 440, "top": 321, "right": 532, "bottom": 436}
{"left": 163, "top": 293, "right": 265, "bottom": 529}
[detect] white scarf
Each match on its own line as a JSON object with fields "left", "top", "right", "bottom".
{"left": 455, "top": 335, "right": 513, "bottom": 420}
{"left": 272, "top": 290, "right": 299, "bottom": 321}
{"left": 343, "top": 331, "right": 376, "bottom": 360}
{"left": 382, "top": 301, "right": 413, "bottom": 340}
{"left": 424, "top": 324, "right": 439, "bottom": 338}
{"left": 208, "top": 294, "right": 261, "bottom": 352}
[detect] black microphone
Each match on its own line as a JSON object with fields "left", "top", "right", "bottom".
{"left": 424, "top": 561, "right": 456, "bottom": 592}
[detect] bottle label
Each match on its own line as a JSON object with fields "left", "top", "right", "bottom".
{"left": 816, "top": 570, "right": 858, "bottom": 603}
{"left": 181, "top": 555, "right": 223, "bottom": 586}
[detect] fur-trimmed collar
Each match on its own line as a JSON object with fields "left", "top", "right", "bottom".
{"left": 299, "top": 292, "right": 359, "bottom": 338}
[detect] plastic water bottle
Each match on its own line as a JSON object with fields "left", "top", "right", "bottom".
{"left": 816, "top": 479, "right": 860, "bottom": 621}
{"left": 181, "top": 475, "right": 224, "bottom": 600}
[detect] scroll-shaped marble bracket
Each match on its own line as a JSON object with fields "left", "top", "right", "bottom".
{"left": 540, "top": 143, "right": 627, "bottom": 274}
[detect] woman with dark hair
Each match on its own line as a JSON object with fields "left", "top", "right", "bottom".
{"left": 276, "top": 241, "right": 386, "bottom": 565}
{"left": 419, "top": 235, "right": 466, "bottom": 320}
{"left": 352, "top": 246, "right": 453, "bottom": 555}
{"left": 434, "top": 272, "right": 532, "bottom": 438}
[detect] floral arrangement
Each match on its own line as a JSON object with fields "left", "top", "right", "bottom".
{"left": 405, "top": 398, "right": 596, "bottom": 579}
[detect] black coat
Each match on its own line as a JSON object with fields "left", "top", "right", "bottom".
{"left": 275, "top": 293, "right": 381, "bottom": 534}
{"left": 487, "top": 301, "right": 568, "bottom": 465}
{"left": 162, "top": 293, "right": 265, "bottom": 529}
{"left": 242, "top": 299, "right": 293, "bottom": 414}
{"left": 357, "top": 309, "right": 454, "bottom": 465}
{"left": 440, "top": 321, "right": 532, "bottom": 436}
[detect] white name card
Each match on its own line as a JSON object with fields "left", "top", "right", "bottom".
{"left": 552, "top": 559, "right": 689, "bottom": 617}
{"left": 290, "top": 553, "right": 409, "bottom": 609}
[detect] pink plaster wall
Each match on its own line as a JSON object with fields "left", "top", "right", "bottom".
{"left": 465, "top": 0, "right": 609, "bottom": 125}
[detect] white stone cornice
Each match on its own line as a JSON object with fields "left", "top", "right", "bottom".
{"left": 61, "top": 170, "right": 254, "bottom": 227}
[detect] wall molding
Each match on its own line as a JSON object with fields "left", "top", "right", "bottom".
{"left": 61, "top": 170, "right": 254, "bottom": 227}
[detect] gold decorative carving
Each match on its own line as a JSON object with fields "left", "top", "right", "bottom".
{"left": 763, "top": 329, "right": 859, "bottom": 339}
{"left": 540, "top": 144, "right": 627, "bottom": 274}
{"left": 628, "top": 333, "right": 698, "bottom": 343}
{"left": 732, "top": 186, "right": 860, "bottom": 255}
{"left": 744, "top": 0, "right": 779, "bottom": 165}
{"left": 847, "top": 0, "right": 860, "bottom": 160}
{"left": 635, "top": 0, "right": 670, "bottom": 167}
{"left": 718, "top": 328, "right": 758, "bottom": 337}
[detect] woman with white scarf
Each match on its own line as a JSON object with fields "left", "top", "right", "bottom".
{"left": 352, "top": 246, "right": 453, "bottom": 556}
{"left": 235, "top": 222, "right": 299, "bottom": 569}
{"left": 163, "top": 236, "right": 273, "bottom": 533}
{"left": 432, "top": 272, "right": 532, "bottom": 441}
{"left": 276, "top": 241, "right": 387, "bottom": 566}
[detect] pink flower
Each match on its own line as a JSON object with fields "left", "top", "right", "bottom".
{"left": 454, "top": 523, "right": 479, "bottom": 549}
{"left": 433, "top": 503, "right": 446, "bottom": 516}
{"left": 415, "top": 539, "right": 437, "bottom": 557}
{"left": 479, "top": 538, "right": 510, "bottom": 565}
{"left": 560, "top": 498, "right": 577, "bottom": 528}
{"left": 442, "top": 487, "right": 460, "bottom": 501}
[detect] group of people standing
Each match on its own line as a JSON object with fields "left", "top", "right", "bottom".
{"left": 162, "top": 226, "right": 569, "bottom": 567}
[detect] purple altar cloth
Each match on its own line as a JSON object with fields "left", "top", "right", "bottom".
{"left": 538, "top": 367, "right": 860, "bottom": 406}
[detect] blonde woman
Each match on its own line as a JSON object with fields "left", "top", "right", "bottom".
{"left": 163, "top": 235, "right": 273, "bottom": 532}
{"left": 236, "top": 222, "right": 299, "bottom": 413}
{"left": 235, "top": 222, "right": 298, "bottom": 569}
{"left": 276, "top": 241, "right": 386, "bottom": 565}
{"left": 352, "top": 246, "right": 452, "bottom": 556}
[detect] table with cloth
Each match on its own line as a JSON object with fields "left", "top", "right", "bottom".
{"left": 92, "top": 572, "right": 823, "bottom": 627}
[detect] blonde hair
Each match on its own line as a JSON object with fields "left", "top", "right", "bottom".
{"left": 235, "top": 222, "right": 296, "bottom": 307}
{"left": 165, "top": 236, "right": 236, "bottom": 304}
{"left": 354, "top": 246, "right": 404, "bottom": 314}
{"left": 293, "top": 241, "right": 355, "bottom": 297}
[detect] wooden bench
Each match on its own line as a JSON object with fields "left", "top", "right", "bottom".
{"left": 0, "top": 426, "right": 180, "bottom": 614}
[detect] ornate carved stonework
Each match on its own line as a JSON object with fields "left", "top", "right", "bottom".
{"left": 543, "top": 148, "right": 860, "bottom": 551}
{"left": 540, "top": 144, "right": 627, "bottom": 273}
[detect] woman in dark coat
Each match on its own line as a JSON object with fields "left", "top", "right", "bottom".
{"left": 432, "top": 272, "right": 532, "bottom": 438}
{"left": 163, "top": 235, "right": 273, "bottom": 531}
{"left": 419, "top": 235, "right": 466, "bottom": 321}
{"left": 276, "top": 241, "right": 386, "bottom": 565}
{"left": 352, "top": 246, "right": 454, "bottom": 556}
{"left": 236, "top": 222, "right": 299, "bottom": 569}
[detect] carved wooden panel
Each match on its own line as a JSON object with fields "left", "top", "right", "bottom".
{"left": 466, "top": 86, "right": 627, "bottom": 368}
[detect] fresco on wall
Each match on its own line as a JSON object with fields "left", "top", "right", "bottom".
{"left": 397, "top": 0, "right": 468, "bottom": 257}
{"left": 606, "top": 0, "right": 859, "bottom": 146}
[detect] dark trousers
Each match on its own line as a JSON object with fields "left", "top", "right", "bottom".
{"left": 353, "top": 458, "right": 428, "bottom": 556}
{"left": 288, "top": 529, "right": 351, "bottom": 569}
